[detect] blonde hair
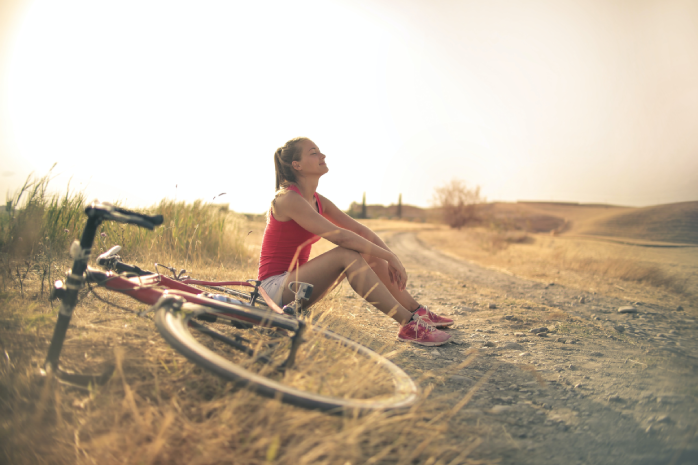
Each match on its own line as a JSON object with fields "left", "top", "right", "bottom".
{"left": 273, "top": 137, "right": 309, "bottom": 194}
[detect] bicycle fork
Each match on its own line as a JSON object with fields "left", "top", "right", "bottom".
{"left": 43, "top": 214, "right": 114, "bottom": 387}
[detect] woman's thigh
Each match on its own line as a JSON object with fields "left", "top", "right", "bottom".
{"left": 281, "top": 246, "right": 362, "bottom": 306}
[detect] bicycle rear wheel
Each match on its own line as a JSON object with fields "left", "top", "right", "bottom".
{"left": 154, "top": 298, "right": 418, "bottom": 413}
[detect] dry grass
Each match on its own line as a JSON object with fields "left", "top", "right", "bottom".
{"left": 1, "top": 250, "right": 488, "bottom": 464}
{"left": 14, "top": 194, "right": 694, "bottom": 463}
{"left": 574, "top": 201, "right": 698, "bottom": 245}
{"left": 0, "top": 172, "right": 252, "bottom": 298}
{"left": 419, "top": 226, "right": 696, "bottom": 305}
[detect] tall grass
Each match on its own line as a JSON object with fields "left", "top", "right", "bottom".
{"left": 143, "top": 199, "right": 248, "bottom": 267}
{"left": 0, "top": 171, "right": 251, "bottom": 276}
{"left": 1, "top": 169, "right": 82, "bottom": 260}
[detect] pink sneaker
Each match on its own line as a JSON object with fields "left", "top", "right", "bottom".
{"left": 414, "top": 306, "right": 454, "bottom": 328}
{"left": 397, "top": 318, "right": 451, "bottom": 346}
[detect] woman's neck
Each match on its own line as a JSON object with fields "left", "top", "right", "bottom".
{"left": 294, "top": 176, "right": 319, "bottom": 202}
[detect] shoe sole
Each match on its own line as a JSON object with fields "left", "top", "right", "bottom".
{"left": 432, "top": 322, "right": 454, "bottom": 328}
{"left": 423, "top": 320, "right": 454, "bottom": 329}
{"left": 397, "top": 336, "right": 450, "bottom": 346}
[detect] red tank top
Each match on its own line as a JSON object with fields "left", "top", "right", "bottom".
{"left": 258, "top": 185, "right": 324, "bottom": 281}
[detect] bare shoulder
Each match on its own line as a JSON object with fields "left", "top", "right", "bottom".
{"left": 317, "top": 193, "right": 338, "bottom": 212}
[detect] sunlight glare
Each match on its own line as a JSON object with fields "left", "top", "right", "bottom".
{"left": 5, "top": 0, "right": 396, "bottom": 211}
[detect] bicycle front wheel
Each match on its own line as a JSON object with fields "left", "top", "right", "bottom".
{"left": 154, "top": 300, "right": 419, "bottom": 413}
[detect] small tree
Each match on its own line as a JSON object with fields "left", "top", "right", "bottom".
{"left": 432, "top": 179, "right": 484, "bottom": 229}
{"left": 360, "top": 192, "right": 367, "bottom": 219}
{"left": 396, "top": 193, "right": 402, "bottom": 219}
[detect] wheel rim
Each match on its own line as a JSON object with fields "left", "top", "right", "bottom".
{"left": 156, "top": 307, "right": 419, "bottom": 412}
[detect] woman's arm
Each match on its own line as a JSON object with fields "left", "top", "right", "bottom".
{"left": 275, "top": 191, "right": 407, "bottom": 289}
{"left": 317, "top": 194, "right": 392, "bottom": 251}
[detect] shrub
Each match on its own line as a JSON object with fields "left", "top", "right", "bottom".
{"left": 432, "top": 179, "right": 484, "bottom": 229}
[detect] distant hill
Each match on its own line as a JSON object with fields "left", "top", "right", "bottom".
{"left": 575, "top": 201, "right": 698, "bottom": 245}
{"left": 347, "top": 200, "right": 698, "bottom": 245}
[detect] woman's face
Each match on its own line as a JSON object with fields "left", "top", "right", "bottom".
{"left": 294, "top": 139, "right": 328, "bottom": 177}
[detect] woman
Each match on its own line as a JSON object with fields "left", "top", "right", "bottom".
{"left": 258, "top": 137, "right": 453, "bottom": 346}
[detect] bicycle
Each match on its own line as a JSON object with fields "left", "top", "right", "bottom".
{"left": 43, "top": 201, "right": 419, "bottom": 412}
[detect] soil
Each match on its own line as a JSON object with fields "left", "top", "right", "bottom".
{"left": 337, "top": 230, "right": 698, "bottom": 465}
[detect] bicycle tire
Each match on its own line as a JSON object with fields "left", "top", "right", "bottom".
{"left": 154, "top": 300, "right": 419, "bottom": 413}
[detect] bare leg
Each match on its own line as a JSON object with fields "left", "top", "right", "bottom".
{"left": 362, "top": 254, "right": 421, "bottom": 312}
{"left": 281, "top": 247, "right": 413, "bottom": 324}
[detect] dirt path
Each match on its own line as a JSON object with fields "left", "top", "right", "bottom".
{"left": 372, "top": 230, "right": 698, "bottom": 464}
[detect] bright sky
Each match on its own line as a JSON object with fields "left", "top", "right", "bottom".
{"left": 1, "top": 0, "right": 697, "bottom": 213}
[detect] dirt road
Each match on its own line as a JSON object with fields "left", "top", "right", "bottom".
{"left": 354, "top": 230, "right": 698, "bottom": 464}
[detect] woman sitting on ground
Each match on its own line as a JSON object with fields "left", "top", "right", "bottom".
{"left": 258, "top": 137, "right": 453, "bottom": 346}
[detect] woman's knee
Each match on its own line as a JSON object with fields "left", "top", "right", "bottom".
{"left": 334, "top": 247, "right": 364, "bottom": 268}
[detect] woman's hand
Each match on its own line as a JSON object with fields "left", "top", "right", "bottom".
{"left": 387, "top": 254, "right": 408, "bottom": 291}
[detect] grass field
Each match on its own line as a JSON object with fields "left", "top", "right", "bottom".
{"left": 0, "top": 180, "right": 481, "bottom": 465}
{"left": 417, "top": 202, "right": 698, "bottom": 307}
{"left": 1, "top": 176, "right": 694, "bottom": 464}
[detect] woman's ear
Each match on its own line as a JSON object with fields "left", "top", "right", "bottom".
{"left": 292, "top": 160, "right": 301, "bottom": 171}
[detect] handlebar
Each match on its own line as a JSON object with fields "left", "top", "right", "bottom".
{"left": 85, "top": 201, "right": 164, "bottom": 230}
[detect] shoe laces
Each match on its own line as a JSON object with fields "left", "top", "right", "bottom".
{"left": 418, "top": 305, "right": 436, "bottom": 318}
{"left": 411, "top": 314, "right": 435, "bottom": 333}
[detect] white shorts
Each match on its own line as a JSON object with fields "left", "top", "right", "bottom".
{"left": 260, "top": 271, "right": 288, "bottom": 307}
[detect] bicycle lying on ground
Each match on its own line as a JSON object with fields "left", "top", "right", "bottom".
{"left": 42, "top": 201, "right": 418, "bottom": 412}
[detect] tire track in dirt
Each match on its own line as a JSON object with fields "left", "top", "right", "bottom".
{"left": 383, "top": 230, "right": 698, "bottom": 465}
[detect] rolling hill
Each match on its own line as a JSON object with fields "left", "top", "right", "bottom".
{"left": 349, "top": 200, "right": 698, "bottom": 246}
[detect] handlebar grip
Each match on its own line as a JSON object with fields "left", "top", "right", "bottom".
{"left": 85, "top": 202, "right": 163, "bottom": 230}
{"left": 113, "top": 206, "right": 163, "bottom": 226}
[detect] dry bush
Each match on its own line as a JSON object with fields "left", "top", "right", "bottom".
{"left": 431, "top": 179, "right": 484, "bottom": 229}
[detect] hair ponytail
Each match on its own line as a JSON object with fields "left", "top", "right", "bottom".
{"left": 273, "top": 137, "right": 308, "bottom": 193}
{"left": 273, "top": 148, "right": 286, "bottom": 191}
